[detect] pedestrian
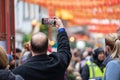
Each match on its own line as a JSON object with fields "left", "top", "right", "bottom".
{"left": 103, "top": 33, "right": 118, "bottom": 66}
{"left": 104, "top": 26, "right": 120, "bottom": 80}
{"left": 81, "top": 48, "right": 106, "bottom": 80}
{"left": 14, "top": 48, "right": 22, "bottom": 67}
{"left": 8, "top": 53, "right": 15, "bottom": 70}
{"left": 103, "top": 26, "right": 120, "bottom": 67}
{"left": 19, "top": 42, "right": 31, "bottom": 65}
{"left": 0, "top": 46, "right": 24, "bottom": 80}
{"left": 13, "top": 18, "right": 71, "bottom": 80}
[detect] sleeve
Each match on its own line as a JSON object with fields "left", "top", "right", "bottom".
{"left": 81, "top": 65, "right": 89, "bottom": 80}
{"left": 104, "top": 61, "right": 120, "bottom": 80}
{"left": 57, "top": 30, "right": 71, "bottom": 70}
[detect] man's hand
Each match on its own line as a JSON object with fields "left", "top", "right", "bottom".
{"left": 54, "top": 18, "right": 64, "bottom": 29}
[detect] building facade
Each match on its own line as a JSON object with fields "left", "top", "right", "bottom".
{"left": 15, "top": 0, "right": 48, "bottom": 49}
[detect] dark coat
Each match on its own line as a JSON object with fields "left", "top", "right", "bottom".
{"left": 0, "top": 70, "right": 24, "bottom": 80}
{"left": 13, "top": 31, "right": 71, "bottom": 80}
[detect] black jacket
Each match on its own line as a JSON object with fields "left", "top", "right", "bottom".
{"left": 0, "top": 70, "right": 24, "bottom": 80}
{"left": 13, "top": 31, "right": 71, "bottom": 80}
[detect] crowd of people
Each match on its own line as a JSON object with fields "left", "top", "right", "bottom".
{"left": 0, "top": 18, "right": 120, "bottom": 80}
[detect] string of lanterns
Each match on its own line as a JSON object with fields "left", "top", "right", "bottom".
{"left": 24, "top": 0, "right": 120, "bottom": 33}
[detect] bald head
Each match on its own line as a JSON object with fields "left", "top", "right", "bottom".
{"left": 31, "top": 32, "right": 48, "bottom": 54}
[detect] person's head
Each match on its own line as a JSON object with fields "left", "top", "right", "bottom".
{"left": 30, "top": 32, "right": 48, "bottom": 55}
{"left": 111, "top": 39, "right": 120, "bottom": 60}
{"left": 23, "top": 41, "right": 30, "bottom": 51}
{"left": 0, "top": 46, "right": 9, "bottom": 69}
{"left": 86, "top": 47, "right": 93, "bottom": 56}
{"left": 105, "top": 33, "right": 118, "bottom": 53}
{"left": 15, "top": 48, "right": 22, "bottom": 59}
{"left": 93, "top": 48, "right": 105, "bottom": 62}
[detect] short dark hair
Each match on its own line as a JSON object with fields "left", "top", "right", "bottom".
{"left": 16, "top": 48, "right": 22, "bottom": 53}
{"left": 31, "top": 38, "right": 48, "bottom": 53}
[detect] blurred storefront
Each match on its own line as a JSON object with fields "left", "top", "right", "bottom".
{"left": 1, "top": 0, "right": 120, "bottom": 52}
{"left": 0, "top": 0, "right": 15, "bottom": 54}
{"left": 14, "top": 0, "right": 49, "bottom": 49}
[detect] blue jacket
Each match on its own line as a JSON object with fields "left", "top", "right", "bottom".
{"left": 104, "top": 60, "right": 120, "bottom": 80}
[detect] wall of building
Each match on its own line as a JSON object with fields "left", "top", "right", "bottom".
{"left": 14, "top": 0, "right": 48, "bottom": 49}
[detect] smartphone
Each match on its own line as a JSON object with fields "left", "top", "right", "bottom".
{"left": 42, "top": 18, "right": 55, "bottom": 25}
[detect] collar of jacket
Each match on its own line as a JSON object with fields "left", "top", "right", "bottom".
{"left": 27, "top": 54, "right": 50, "bottom": 62}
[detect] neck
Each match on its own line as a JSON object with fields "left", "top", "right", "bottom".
{"left": 32, "top": 51, "right": 46, "bottom": 56}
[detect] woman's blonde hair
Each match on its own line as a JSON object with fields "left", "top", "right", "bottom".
{"left": 111, "top": 39, "right": 120, "bottom": 60}
{"left": 105, "top": 33, "right": 120, "bottom": 59}
{"left": 105, "top": 33, "right": 118, "bottom": 51}
{"left": 0, "top": 46, "right": 9, "bottom": 69}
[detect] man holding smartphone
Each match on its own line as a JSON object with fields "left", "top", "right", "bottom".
{"left": 13, "top": 18, "right": 71, "bottom": 80}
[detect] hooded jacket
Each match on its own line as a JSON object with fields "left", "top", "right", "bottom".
{"left": 0, "top": 70, "right": 24, "bottom": 80}
{"left": 81, "top": 48, "right": 105, "bottom": 80}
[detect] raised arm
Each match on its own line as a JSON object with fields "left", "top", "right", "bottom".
{"left": 54, "top": 18, "right": 71, "bottom": 69}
